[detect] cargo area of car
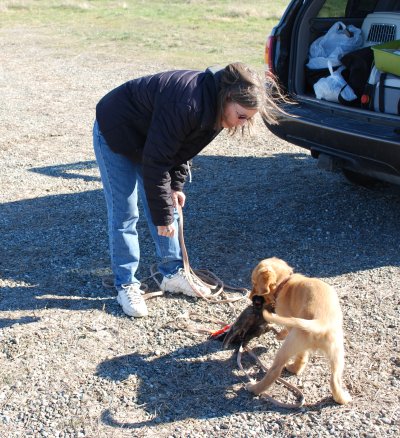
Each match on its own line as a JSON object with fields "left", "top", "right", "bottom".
{"left": 290, "top": 0, "right": 400, "bottom": 118}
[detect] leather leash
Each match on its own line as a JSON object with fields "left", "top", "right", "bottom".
{"left": 102, "top": 204, "right": 249, "bottom": 302}
{"left": 238, "top": 345, "right": 305, "bottom": 409}
{"left": 150, "top": 204, "right": 249, "bottom": 304}
{"left": 103, "top": 205, "right": 304, "bottom": 407}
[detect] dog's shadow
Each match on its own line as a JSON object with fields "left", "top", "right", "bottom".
{"left": 96, "top": 339, "right": 334, "bottom": 429}
{"left": 96, "top": 340, "right": 276, "bottom": 428}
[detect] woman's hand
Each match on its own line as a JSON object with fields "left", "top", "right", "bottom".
{"left": 172, "top": 190, "right": 186, "bottom": 208}
{"left": 157, "top": 191, "right": 186, "bottom": 237}
{"left": 157, "top": 224, "right": 175, "bottom": 237}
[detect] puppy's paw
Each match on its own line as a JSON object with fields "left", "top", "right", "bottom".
{"left": 334, "top": 390, "right": 352, "bottom": 405}
{"left": 245, "top": 381, "right": 257, "bottom": 394}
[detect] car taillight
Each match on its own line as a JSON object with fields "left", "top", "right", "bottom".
{"left": 264, "top": 35, "right": 276, "bottom": 78}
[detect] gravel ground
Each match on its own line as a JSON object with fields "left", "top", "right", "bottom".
{"left": 1, "top": 26, "right": 399, "bottom": 438}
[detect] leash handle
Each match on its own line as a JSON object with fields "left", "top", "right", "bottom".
{"left": 176, "top": 203, "right": 190, "bottom": 275}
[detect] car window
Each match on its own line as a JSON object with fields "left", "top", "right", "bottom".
{"left": 317, "top": 0, "right": 379, "bottom": 18}
{"left": 317, "top": 0, "right": 348, "bottom": 17}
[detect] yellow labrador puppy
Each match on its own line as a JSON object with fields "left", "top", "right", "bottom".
{"left": 247, "top": 257, "right": 352, "bottom": 405}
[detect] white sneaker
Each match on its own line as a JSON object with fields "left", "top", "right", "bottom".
{"left": 160, "top": 268, "right": 211, "bottom": 297}
{"left": 117, "top": 284, "right": 148, "bottom": 317}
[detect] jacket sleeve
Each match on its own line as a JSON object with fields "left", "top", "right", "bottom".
{"left": 169, "top": 162, "right": 190, "bottom": 191}
{"left": 141, "top": 102, "right": 195, "bottom": 226}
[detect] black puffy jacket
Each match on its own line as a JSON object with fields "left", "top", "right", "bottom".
{"left": 96, "top": 67, "right": 223, "bottom": 226}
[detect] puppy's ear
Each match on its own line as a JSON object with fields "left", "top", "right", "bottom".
{"left": 277, "top": 259, "right": 294, "bottom": 277}
{"left": 250, "top": 266, "right": 277, "bottom": 299}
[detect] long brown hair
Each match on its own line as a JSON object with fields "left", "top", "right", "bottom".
{"left": 215, "top": 62, "right": 288, "bottom": 135}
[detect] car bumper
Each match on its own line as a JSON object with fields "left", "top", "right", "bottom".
{"left": 265, "top": 100, "right": 400, "bottom": 183}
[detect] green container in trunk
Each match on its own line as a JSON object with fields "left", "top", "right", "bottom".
{"left": 372, "top": 40, "right": 400, "bottom": 76}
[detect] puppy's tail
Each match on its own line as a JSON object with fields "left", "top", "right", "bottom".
{"left": 262, "top": 310, "right": 326, "bottom": 334}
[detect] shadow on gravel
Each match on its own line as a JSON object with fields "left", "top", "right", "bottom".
{"left": 0, "top": 316, "right": 40, "bottom": 329}
{"left": 30, "top": 160, "right": 99, "bottom": 182}
{"left": 1, "top": 153, "right": 400, "bottom": 312}
{"left": 96, "top": 341, "right": 284, "bottom": 427}
{"left": 0, "top": 188, "right": 114, "bottom": 312}
{"left": 184, "top": 153, "right": 400, "bottom": 280}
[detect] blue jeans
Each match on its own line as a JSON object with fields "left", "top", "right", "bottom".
{"left": 93, "top": 121, "right": 183, "bottom": 288}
